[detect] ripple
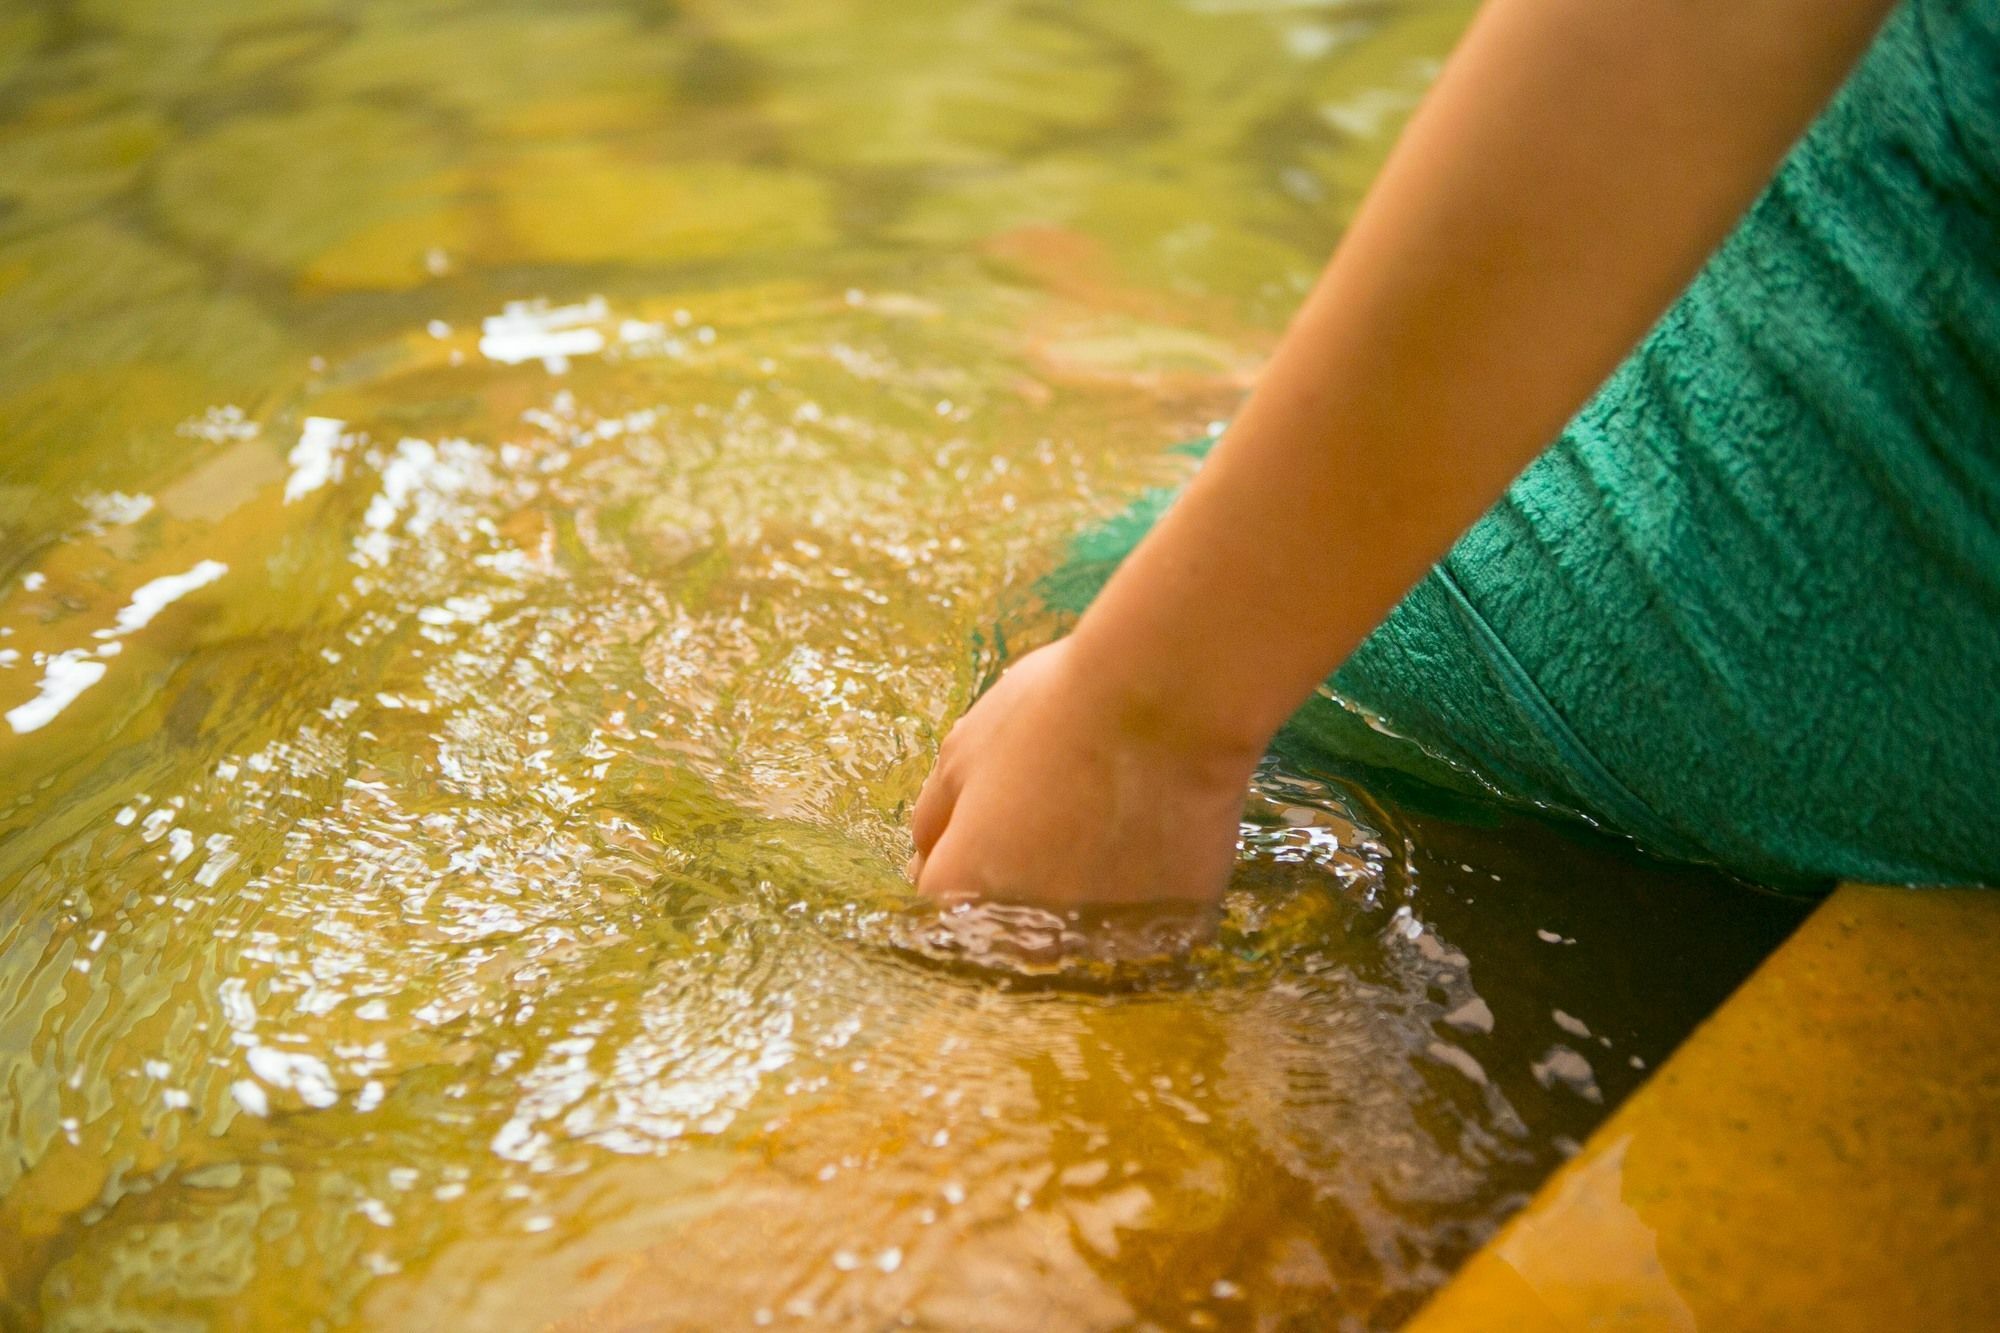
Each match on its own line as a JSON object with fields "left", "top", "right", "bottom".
{"left": 0, "top": 2, "right": 1812, "bottom": 1328}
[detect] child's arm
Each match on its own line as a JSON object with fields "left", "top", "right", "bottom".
{"left": 912, "top": 0, "right": 1898, "bottom": 906}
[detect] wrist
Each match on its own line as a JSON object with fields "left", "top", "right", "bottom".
{"left": 1058, "top": 613, "right": 1277, "bottom": 779}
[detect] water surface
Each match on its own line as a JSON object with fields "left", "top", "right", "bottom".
{"left": 0, "top": 2, "right": 1805, "bottom": 1328}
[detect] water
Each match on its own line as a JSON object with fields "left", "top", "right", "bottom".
{"left": 0, "top": 2, "right": 1808, "bottom": 1328}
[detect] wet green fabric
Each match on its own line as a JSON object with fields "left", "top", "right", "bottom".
{"left": 1047, "top": 0, "right": 2000, "bottom": 887}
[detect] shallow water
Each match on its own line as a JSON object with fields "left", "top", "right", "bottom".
{"left": 0, "top": 2, "right": 1807, "bottom": 1328}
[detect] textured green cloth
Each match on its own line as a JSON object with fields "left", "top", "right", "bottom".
{"left": 1047, "top": 0, "right": 2000, "bottom": 887}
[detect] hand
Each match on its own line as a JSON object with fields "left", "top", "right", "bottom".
{"left": 909, "top": 637, "right": 1263, "bottom": 907}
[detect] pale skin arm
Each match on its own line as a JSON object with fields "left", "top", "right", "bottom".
{"left": 912, "top": 0, "right": 1899, "bottom": 906}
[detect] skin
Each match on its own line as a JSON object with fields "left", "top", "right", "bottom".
{"left": 912, "top": 0, "right": 1901, "bottom": 907}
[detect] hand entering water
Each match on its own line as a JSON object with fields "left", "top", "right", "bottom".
{"left": 914, "top": 0, "right": 1904, "bottom": 906}
{"left": 910, "top": 639, "right": 1261, "bottom": 907}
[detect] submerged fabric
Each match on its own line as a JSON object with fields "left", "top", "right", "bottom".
{"left": 1050, "top": 0, "right": 2000, "bottom": 887}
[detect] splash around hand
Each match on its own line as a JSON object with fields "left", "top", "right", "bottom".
{"left": 909, "top": 636, "right": 1264, "bottom": 908}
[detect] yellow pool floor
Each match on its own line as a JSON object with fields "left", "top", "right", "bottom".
{"left": 1407, "top": 882, "right": 2000, "bottom": 1331}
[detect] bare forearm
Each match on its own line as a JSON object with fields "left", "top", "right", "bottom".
{"left": 1067, "top": 0, "right": 1895, "bottom": 753}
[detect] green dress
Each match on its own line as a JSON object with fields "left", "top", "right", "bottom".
{"left": 1046, "top": 0, "right": 2000, "bottom": 888}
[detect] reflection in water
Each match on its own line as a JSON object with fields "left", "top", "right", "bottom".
{"left": 0, "top": 1, "right": 1805, "bottom": 1328}
{"left": 1491, "top": 1135, "right": 1698, "bottom": 1331}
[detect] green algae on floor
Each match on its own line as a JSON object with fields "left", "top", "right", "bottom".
{"left": 0, "top": 1, "right": 1807, "bottom": 1329}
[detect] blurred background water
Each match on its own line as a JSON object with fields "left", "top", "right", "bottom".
{"left": 0, "top": 2, "right": 1806, "bottom": 1328}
